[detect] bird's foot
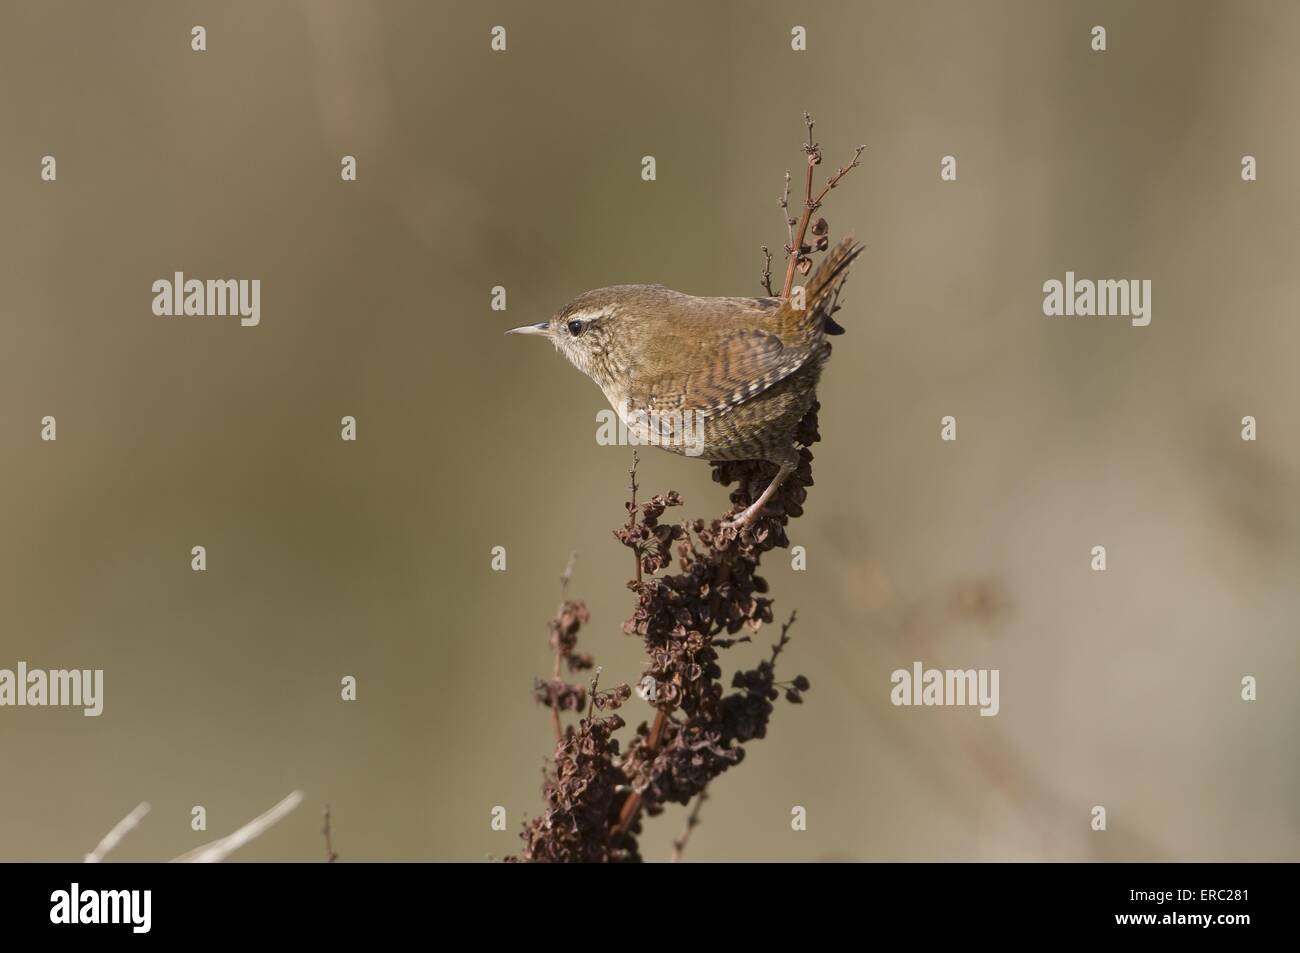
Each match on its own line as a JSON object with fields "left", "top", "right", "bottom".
{"left": 721, "top": 459, "right": 797, "bottom": 533}
{"left": 722, "top": 500, "right": 772, "bottom": 532}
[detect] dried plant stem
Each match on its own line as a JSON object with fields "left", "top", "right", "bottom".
{"left": 84, "top": 801, "right": 151, "bottom": 863}
{"left": 549, "top": 552, "right": 579, "bottom": 741}
{"left": 708, "top": 552, "right": 735, "bottom": 635}
{"left": 670, "top": 789, "right": 708, "bottom": 862}
{"left": 611, "top": 708, "right": 668, "bottom": 840}
{"left": 626, "top": 452, "right": 643, "bottom": 585}
{"left": 170, "top": 790, "right": 304, "bottom": 863}
{"left": 771, "top": 610, "right": 797, "bottom": 662}
{"left": 322, "top": 804, "right": 338, "bottom": 863}
{"left": 780, "top": 170, "right": 794, "bottom": 269}
{"left": 612, "top": 552, "right": 737, "bottom": 843}
{"left": 780, "top": 114, "right": 865, "bottom": 298}
{"left": 550, "top": 664, "right": 564, "bottom": 739}
{"left": 560, "top": 551, "right": 577, "bottom": 594}
{"left": 586, "top": 666, "right": 603, "bottom": 718}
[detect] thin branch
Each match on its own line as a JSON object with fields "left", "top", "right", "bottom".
{"left": 671, "top": 789, "right": 708, "bottom": 862}
{"left": 814, "top": 145, "right": 867, "bottom": 207}
{"left": 586, "top": 666, "right": 603, "bottom": 719}
{"left": 610, "top": 707, "right": 668, "bottom": 840}
{"left": 780, "top": 112, "right": 865, "bottom": 298}
{"left": 626, "top": 451, "right": 642, "bottom": 585}
{"left": 759, "top": 246, "right": 774, "bottom": 296}
{"left": 559, "top": 551, "right": 577, "bottom": 595}
{"left": 550, "top": 552, "right": 579, "bottom": 741}
{"left": 84, "top": 801, "right": 151, "bottom": 863}
{"left": 780, "top": 170, "right": 794, "bottom": 264}
{"left": 781, "top": 113, "right": 818, "bottom": 298}
{"left": 170, "top": 790, "right": 304, "bottom": 863}
{"left": 549, "top": 676, "right": 564, "bottom": 739}
{"left": 770, "top": 609, "right": 798, "bottom": 665}
{"left": 322, "top": 804, "right": 338, "bottom": 863}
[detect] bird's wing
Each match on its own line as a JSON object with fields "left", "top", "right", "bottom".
{"left": 622, "top": 239, "right": 861, "bottom": 422}
{"left": 627, "top": 324, "right": 814, "bottom": 420}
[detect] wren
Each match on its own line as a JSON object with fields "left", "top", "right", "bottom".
{"left": 508, "top": 237, "right": 863, "bottom": 528}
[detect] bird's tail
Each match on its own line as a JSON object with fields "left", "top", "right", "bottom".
{"left": 780, "top": 236, "right": 863, "bottom": 343}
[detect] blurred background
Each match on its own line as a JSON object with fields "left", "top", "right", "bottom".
{"left": 1, "top": 0, "right": 1297, "bottom": 862}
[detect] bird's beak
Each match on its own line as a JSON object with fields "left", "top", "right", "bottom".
{"left": 505, "top": 322, "right": 549, "bottom": 336}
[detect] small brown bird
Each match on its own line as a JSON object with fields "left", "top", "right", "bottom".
{"left": 508, "top": 237, "right": 863, "bottom": 527}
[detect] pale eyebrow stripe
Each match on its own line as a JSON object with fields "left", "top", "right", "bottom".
{"left": 563, "top": 308, "right": 611, "bottom": 323}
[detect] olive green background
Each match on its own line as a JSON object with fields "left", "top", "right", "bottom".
{"left": 1, "top": 0, "right": 1297, "bottom": 861}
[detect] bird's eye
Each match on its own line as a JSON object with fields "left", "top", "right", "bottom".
{"left": 567, "top": 319, "right": 584, "bottom": 337}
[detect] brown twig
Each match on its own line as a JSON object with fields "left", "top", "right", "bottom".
{"left": 586, "top": 666, "right": 603, "bottom": 719}
{"left": 611, "top": 548, "right": 740, "bottom": 844}
{"left": 626, "top": 451, "right": 642, "bottom": 585}
{"left": 549, "top": 676, "right": 563, "bottom": 739}
{"left": 613, "top": 543, "right": 734, "bottom": 841}
{"left": 779, "top": 113, "right": 866, "bottom": 298}
{"left": 759, "top": 246, "right": 774, "bottom": 296}
{"left": 321, "top": 804, "right": 338, "bottom": 863}
{"left": 671, "top": 789, "right": 708, "bottom": 862}
{"left": 559, "top": 551, "right": 576, "bottom": 596}
{"left": 611, "top": 708, "right": 668, "bottom": 840}
{"left": 550, "top": 552, "right": 579, "bottom": 740}
{"left": 780, "top": 170, "right": 794, "bottom": 269}
{"left": 770, "top": 610, "right": 797, "bottom": 665}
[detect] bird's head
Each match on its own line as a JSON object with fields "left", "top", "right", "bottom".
{"left": 506, "top": 284, "right": 665, "bottom": 392}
